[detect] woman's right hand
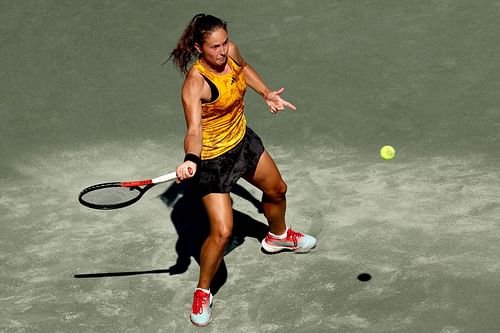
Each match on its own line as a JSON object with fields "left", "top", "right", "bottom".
{"left": 176, "top": 161, "right": 196, "bottom": 183}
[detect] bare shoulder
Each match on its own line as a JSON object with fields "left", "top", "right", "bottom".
{"left": 182, "top": 66, "right": 213, "bottom": 104}
{"left": 228, "top": 41, "right": 246, "bottom": 67}
{"left": 182, "top": 67, "right": 204, "bottom": 97}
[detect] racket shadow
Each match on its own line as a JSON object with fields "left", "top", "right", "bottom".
{"left": 74, "top": 181, "right": 268, "bottom": 296}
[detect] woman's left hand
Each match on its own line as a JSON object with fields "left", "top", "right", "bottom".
{"left": 265, "top": 87, "right": 297, "bottom": 113}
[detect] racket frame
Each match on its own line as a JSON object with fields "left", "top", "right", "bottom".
{"left": 78, "top": 171, "right": 177, "bottom": 210}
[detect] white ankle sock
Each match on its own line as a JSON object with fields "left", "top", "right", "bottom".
{"left": 196, "top": 287, "right": 210, "bottom": 294}
{"left": 269, "top": 227, "right": 288, "bottom": 239}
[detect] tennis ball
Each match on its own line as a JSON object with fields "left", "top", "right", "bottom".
{"left": 380, "top": 145, "right": 395, "bottom": 160}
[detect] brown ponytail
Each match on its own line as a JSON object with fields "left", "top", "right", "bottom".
{"left": 168, "top": 14, "right": 227, "bottom": 74}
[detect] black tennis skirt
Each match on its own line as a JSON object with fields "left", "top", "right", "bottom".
{"left": 196, "top": 127, "right": 264, "bottom": 197}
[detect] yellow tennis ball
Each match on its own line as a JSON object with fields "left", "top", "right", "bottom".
{"left": 380, "top": 145, "right": 396, "bottom": 160}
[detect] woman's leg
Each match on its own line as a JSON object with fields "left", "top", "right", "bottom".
{"left": 198, "top": 192, "right": 233, "bottom": 289}
{"left": 190, "top": 193, "right": 232, "bottom": 327}
{"left": 243, "top": 150, "right": 287, "bottom": 235}
{"left": 244, "top": 150, "right": 316, "bottom": 253}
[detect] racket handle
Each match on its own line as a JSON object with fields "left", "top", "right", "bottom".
{"left": 121, "top": 171, "right": 178, "bottom": 187}
{"left": 152, "top": 171, "right": 178, "bottom": 184}
{"left": 188, "top": 167, "right": 193, "bottom": 175}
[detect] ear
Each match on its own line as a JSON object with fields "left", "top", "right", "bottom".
{"left": 194, "top": 43, "right": 202, "bottom": 54}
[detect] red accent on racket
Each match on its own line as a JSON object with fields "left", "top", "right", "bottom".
{"left": 121, "top": 179, "right": 153, "bottom": 187}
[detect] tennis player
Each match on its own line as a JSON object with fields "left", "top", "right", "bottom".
{"left": 169, "top": 13, "right": 316, "bottom": 327}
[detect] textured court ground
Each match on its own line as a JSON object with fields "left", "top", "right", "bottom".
{"left": 2, "top": 1, "right": 500, "bottom": 332}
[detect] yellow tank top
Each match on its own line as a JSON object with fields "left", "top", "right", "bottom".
{"left": 193, "top": 56, "right": 247, "bottom": 160}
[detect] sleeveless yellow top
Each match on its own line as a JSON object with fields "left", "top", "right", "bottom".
{"left": 193, "top": 57, "right": 247, "bottom": 160}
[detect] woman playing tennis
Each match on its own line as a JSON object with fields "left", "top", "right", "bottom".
{"left": 170, "top": 14, "right": 316, "bottom": 327}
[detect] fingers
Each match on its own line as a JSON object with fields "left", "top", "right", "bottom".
{"left": 275, "top": 87, "right": 285, "bottom": 95}
{"left": 176, "top": 162, "right": 196, "bottom": 183}
{"left": 269, "top": 102, "right": 294, "bottom": 113}
{"left": 267, "top": 100, "right": 296, "bottom": 113}
{"left": 267, "top": 87, "right": 296, "bottom": 112}
{"left": 283, "top": 100, "right": 297, "bottom": 111}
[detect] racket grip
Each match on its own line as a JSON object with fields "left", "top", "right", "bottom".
{"left": 151, "top": 171, "right": 177, "bottom": 184}
{"left": 121, "top": 180, "right": 153, "bottom": 187}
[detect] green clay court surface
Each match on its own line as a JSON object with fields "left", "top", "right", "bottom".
{"left": 2, "top": 1, "right": 500, "bottom": 332}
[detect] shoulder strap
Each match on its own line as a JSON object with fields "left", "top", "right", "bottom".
{"left": 199, "top": 73, "right": 219, "bottom": 103}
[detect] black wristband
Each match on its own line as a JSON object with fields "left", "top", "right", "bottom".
{"left": 184, "top": 153, "right": 201, "bottom": 167}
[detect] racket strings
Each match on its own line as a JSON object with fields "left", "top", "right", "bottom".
{"left": 80, "top": 186, "right": 141, "bottom": 206}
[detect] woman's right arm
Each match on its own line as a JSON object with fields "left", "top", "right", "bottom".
{"left": 176, "top": 71, "right": 204, "bottom": 181}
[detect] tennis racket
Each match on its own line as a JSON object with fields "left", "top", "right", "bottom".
{"left": 78, "top": 171, "right": 178, "bottom": 210}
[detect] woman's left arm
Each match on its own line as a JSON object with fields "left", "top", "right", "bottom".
{"left": 228, "top": 42, "right": 296, "bottom": 113}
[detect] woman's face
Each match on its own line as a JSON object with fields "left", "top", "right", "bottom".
{"left": 196, "top": 28, "right": 229, "bottom": 71}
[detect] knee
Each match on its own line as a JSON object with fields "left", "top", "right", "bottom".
{"left": 264, "top": 180, "right": 287, "bottom": 202}
{"left": 210, "top": 225, "right": 233, "bottom": 247}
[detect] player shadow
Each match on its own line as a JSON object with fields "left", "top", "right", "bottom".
{"left": 74, "top": 182, "right": 269, "bottom": 295}
{"left": 159, "top": 180, "right": 268, "bottom": 295}
{"left": 74, "top": 181, "right": 269, "bottom": 296}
